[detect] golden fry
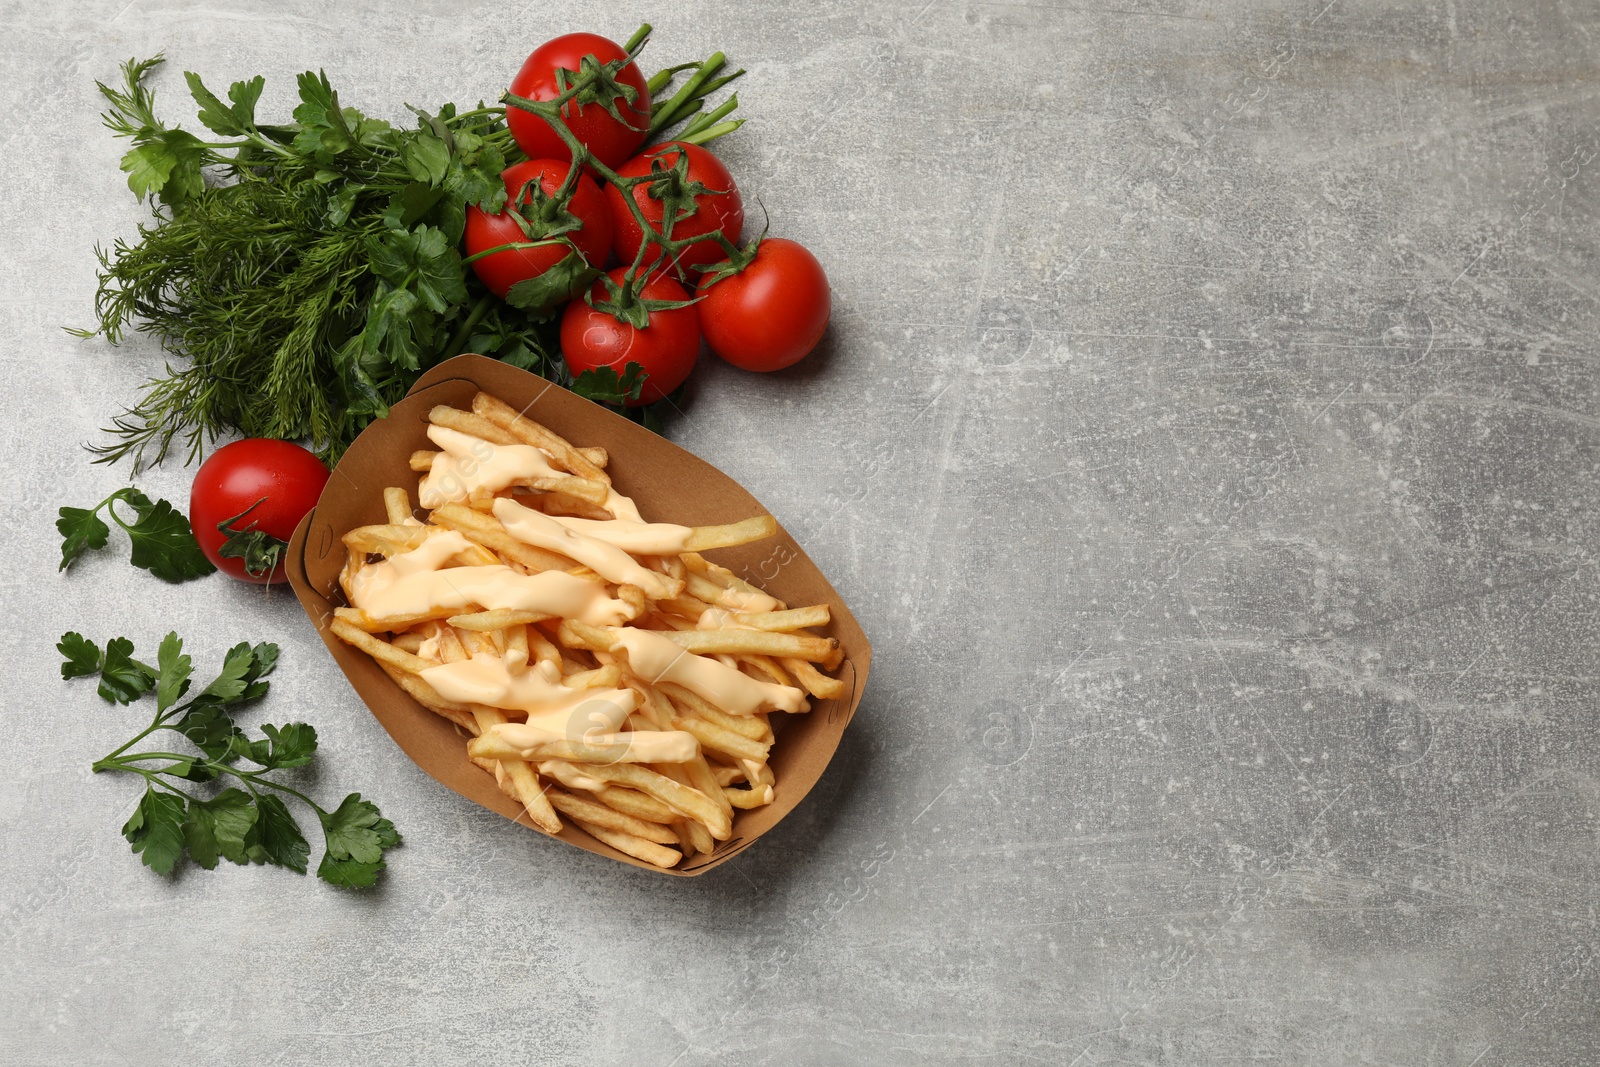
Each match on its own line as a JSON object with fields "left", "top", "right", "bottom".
{"left": 547, "top": 790, "right": 678, "bottom": 844}
{"left": 384, "top": 487, "right": 413, "bottom": 525}
{"left": 684, "top": 755, "right": 734, "bottom": 823}
{"left": 435, "top": 624, "right": 469, "bottom": 664}
{"left": 781, "top": 656, "right": 846, "bottom": 700}
{"left": 682, "top": 515, "right": 780, "bottom": 551}
{"left": 428, "top": 404, "right": 520, "bottom": 445}
{"left": 469, "top": 705, "right": 561, "bottom": 834}
{"left": 740, "top": 655, "right": 794, "bottom": 688}
{"left": 330, "top": 619, "right": 432, "bottom": 674}
{"left": 723, "top": 605, "right": 831, "bottom": 631}
{"left": 333, "top": 605, "right": 457, "bottom": 633}
{"left": 527, "top": 475, "right": 610, "bottom": 506}
{"left": 342, "top": 524, "right": 430, "bottom": 555}
{"left": 681, "top": 817, "right": 714, "bottom": 857}
{"left": 657, "top": 628, "right": 837, "bottom": 663}
{"left": 673, "top": 716, "right": 772, "bottom": 764}
{"left": 471, "top": 392, "right": 610, "bottom": 485}
{"left": 468, "top": 734, "right": 694, "bottom": 765}
{"left": 564, "top": 663, "right": 622, "bottom": 689}
{"left": 595, "top": 786, "right": 680, "bottom": 824}
{"left": 660, "top": 683, "right": 767, "bottom": 739}
{"left": 570, "top": 816, "right": 680, "bottom": 868}
{"left": 558, "top": 618, "right": 618, "bottom": 653}
{"left": 521, "top": 492, "right": 615, "bottom": 520}
{"left": 537, "top": 761, "right": 730, "bottom": 840}
{"left": 724, "top": 785, "right": 774, "bottom": 809}
{"left": 447, "top": 608, "right": 550, "bottom": 631}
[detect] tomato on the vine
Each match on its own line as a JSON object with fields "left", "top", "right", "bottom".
{"left": 507, "top": 33, "right": 651, "bottom": 170}
{"left": 463, "top": 159, "right": 613, "bottom": 299}
{"left": 697, "top": 238, "right": 831, "bottom": 372}
{"left": 606, "top": 141, "right": 744, "bottom": 276}
{"left": 189, "top": 439, "right": 330, "bottom": 585}
{"left": 560, "top": 268, "right": 701, "bottom": 406}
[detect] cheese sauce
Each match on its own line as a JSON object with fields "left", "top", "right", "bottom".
{"left": 603, "top": 489, "right": 643, "bottom": 522}
{"left": 417, "top": 425, "right": 564, "bottom": 508}
{"left": 486, "top": 722, "right": 700, "bottom": 764}
{"left": 537, "top": 759, "right": 610, "bottom": 793}
{"left": 493, "top": 498, "right": 672, "bottom": 592}
{"left": 611, "top": 626, "right": 806, "bottom": 715}
{"left": 545, "top": 515, "right": 692, "bottom": 555}
{"left": 421, "top": 652, "right": 637, "bottom": 731}
{"left": 348, "top": 530, "right": 630, "bottom": 625}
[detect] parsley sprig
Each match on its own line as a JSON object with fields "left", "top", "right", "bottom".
{"left": 62, "top": 631, "right": 400, "bottom": 888}
{"left": 57, "top": 487, "right": 214, "bottom": 582}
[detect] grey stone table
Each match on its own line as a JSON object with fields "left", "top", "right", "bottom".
{"left": 4, "top": 1, "right": 1598, "bottom": 1063}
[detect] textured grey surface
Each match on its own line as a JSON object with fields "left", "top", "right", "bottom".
{"left": 4, "top": 0, "right": 1599, "bottom": 1063}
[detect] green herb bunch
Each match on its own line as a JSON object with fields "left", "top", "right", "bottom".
{"left": 62, "top": 630, "right": 401, "bottom": 887}
{"left": 77, "top": 58, "right": 535, "bottom": 469}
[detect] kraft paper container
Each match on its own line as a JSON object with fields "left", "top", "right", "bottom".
{"left": 286, "top": 354, "right": 871, "bottom": 876}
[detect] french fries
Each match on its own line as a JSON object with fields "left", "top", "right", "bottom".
{"left": 326, "top": 391, "right": 849, "bottom": 868}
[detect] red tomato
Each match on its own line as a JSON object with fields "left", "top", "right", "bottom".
{"left": 560, "top": 268, "right": 701, "bottom": 406}
{"left": 189, "top": 439, "right": 330, "bottom": 585}
{"left": 464, "top": 159, "right": 613, "bottom": 299}
{"left": 506, "top": 33, "right": 651, "bottom": 170}
{"left": 606, "top": 141, "right": 744, "bottom": 276}
{"left": 697, "top": 239, "right": 832, "bottom": 372}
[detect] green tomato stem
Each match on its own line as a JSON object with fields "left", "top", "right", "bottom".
{"left": 649, "top": 53, "right": 726, "bottom": 136}
{"left": 623, "top": 23, "right": 653, "bottom": 54}
{"left": 444, "top": 292, "right": 496, "bottom": 356}
{"left": 677, "top": 119, "right": 744, "bottom": 147}
{"left": 679, "top": 95, "right": 740, "bottom": 139}
{"left": 647, "top": 62, "right": 701, "bottom": 97}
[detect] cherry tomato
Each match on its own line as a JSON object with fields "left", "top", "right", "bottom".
{"left": 506, "top": 33, "right": 651, "bottom": 171}
{"left": 697, "top": 239, "right": 832, "bottom": 372}
{"left": 605, "top": 141, "right": 744, "bottom": 276}
{"left": 189, "top": 439, "right": 330, "bottom": 585}
{"left": 464, "top": 159, "right": 613, "bottom": 299}
{"left": 560, "top": 268, "right": 701, "bottom": 406}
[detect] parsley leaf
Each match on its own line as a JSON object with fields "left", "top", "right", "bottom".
{"left": 185, "top": 71, "right": 263, "bottom": 137}
{"left": 58, "top": 488, "right": 215, "bottom": 582}
{"left": 183, "top": 788, "right": 259, "bottom": 868}
{"left": 175, "top": 705, "right": 243, "bottom": 761}
{"left": 571, "top": 362, "right": 649, "bottom": 406}
{"left": 122, "top": 787, "right": 188, "bottom": 875}
{"left": 317, "top": 852, "right": 389, "bottom": 889}
{"left": 100, "top": 637, "right": 156, "bottom": 705}
{"left": 57, "top": 506, "right": 111, "bottom": 571}
{"left": 119, "top": 128, "right": 208, "bottom": 205}
{"left": 369, "top": 224, "right": 467, "bottom": 314}
{"left": 58, "top": 632, "right": 102, "bottom": 680}
{"left": 188, "top": 641, "right": 278, "bottom": 714}
{"left": 252, "top": 723, "right": 318, "bottom": 769}
{"left": 319, "top": 792, "right": 401, "bottom": 887}
{"left": 155, "top": 631, "right": 192, "bottom": 712}
{"left": 125, "top": 497, "right": 216, "bottom": 582}
{"left": 505, "top": 249, "right": 600, "bottom": 316}
{"left": 400, "top": 126, "right": 450, "bottom": 185}
{"left": 291, "top": 69, "right": 354, "bottom": 159}
{"left": 252, "top": 794, "right": 311, "bottom": 873}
